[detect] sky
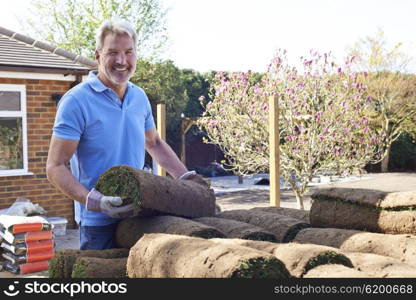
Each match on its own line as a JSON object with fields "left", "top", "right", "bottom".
{"left": 1, "top": 0, "right": 416, "bottom": 73}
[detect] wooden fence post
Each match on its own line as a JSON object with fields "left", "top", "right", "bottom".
{"left": 269, "top": 95, "right": 280, "bottom": 207}
{"left": 157, "top": 103, "right": 166, "bottom": 176}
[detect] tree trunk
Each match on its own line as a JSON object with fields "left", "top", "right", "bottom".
{"left": 289, "top": 180, "right": 305, "bottom": 210}
{"left": 295, "top": 193, "right": 304, "bottom": 210}
{"left": 381, "top": 146, "right": 390, "bottom": 173}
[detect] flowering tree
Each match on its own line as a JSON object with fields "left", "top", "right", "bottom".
{"left": 198, "top": 50, "right": 383, "bottom": 209}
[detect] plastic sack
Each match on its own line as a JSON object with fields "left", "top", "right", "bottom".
{"left": 3, "top": 198, "right": 46, "bottom": 216}
{"left": 2, "top": 249, "right": 54, "bottom": 264}
{"left": 2, "top": 260, "right": 49, "bottom": 275}
{"left": 0, "top": 215, "right": 51, "bottom": 234}
{"left": 1, "top": 239, "right": 54, "bottom": 255}
{"left": 0, "top": 230, "right": 53, "bottom": 245}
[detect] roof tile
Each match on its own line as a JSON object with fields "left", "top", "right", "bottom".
{"left": 0, "top": 26, "right": 97, "bottom": 71}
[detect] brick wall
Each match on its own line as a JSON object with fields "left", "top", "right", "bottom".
{"left": 0, "top": 77, "right": 76, "bottom": 228}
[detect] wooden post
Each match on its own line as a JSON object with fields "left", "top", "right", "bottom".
{"left": 180, "top": 117, "right": 199, "bottom": 164}
{"left": 181, "top": 129, "right": 186, "bottom": 164}
{"left": 157, "top": 103, "right": 166, "bottom": 176}
{"left": 269, "top": 95, "right": 280, "bottom": 207}
{"left": 238, "top": 175, "right": 243, "bottom": 184}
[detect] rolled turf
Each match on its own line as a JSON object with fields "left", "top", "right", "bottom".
{"left": 310, "top": 188, "right": 416, "bottom": 234}
{"left": 211, "top": 238, "right": 352, "bottom": 278}
{"left": 127, "top": 233, "right": 292, "bottom": 278}
{"left": 250, "top": 206, "right": 310, "bottom": 223}
{"left": 216, "top": 210, "right": 310, "bottom": 242}
{"left": 71, "top": 257, "right": 128, "bottom": 278}
{"left": 293, "top": 227, "right": 416, "bottom": 265}
{"left": 303, "top": 264, "right": 372, "bottom": 278}
{"left": 193, "top": 217, "right": 277, "bottom": 242}
{"left": 95, "top": 165, "right": 216, "bottom": 218}
{"left": 115, "top": 215, "right": 226, "bottom": 248}
{"left": 48, "top": 248, "right": 129, "bottom": 278}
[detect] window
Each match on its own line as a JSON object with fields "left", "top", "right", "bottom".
{"left": 0, "top": 84, "right": 29, "bottom": 176}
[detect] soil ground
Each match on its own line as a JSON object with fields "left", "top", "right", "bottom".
{"left": 216, "top": 172, "right": 416, "bottom": 211}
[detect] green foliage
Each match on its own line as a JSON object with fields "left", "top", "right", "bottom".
{"left": 133, "top": 60, "right": 213, "bottom": 150}
{"left": 26, "top": 0, "right": 168, "bottom": 60}
{"left": 181, "top": 69, "right": 212, "bottom": 118}
{"left": 133, "top": 59, "right": 188, "bottom": 148}
{"left": 0, "top": 119, "right": 23, "bottom": 170}
{"left": 389, "top": 133, "right": 416, "bottom": 171}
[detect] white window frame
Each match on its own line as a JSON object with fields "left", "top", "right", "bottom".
{"left": 0, "top": 84, "right": 32, "bottom": 177}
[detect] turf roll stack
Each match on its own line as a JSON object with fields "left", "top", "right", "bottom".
{"left": 193, "top": 217, "right": 277, "bottom": 242}
{"left": 115, "top": 215, "right": 226, "bottom": 248}
{"left": 211, "top": 238, "right": 352, "bottom": 278}
{"left": 310, "top": 188, "right": 416, "bottom": 233}
{"left": 345, "top": 252, "right": 416, "bottom": 278}
{"left": 48, "top": 248, "right": 129, "bottom": 278}
{"left": 216, "top": 210, "right": 310, "bottom": 242}
{"left": 293, "top": 227, "right": 416, "bottom": 265}
{"left": 127, "top": 233, "right": 291, "bottom": 278}
{"left": 250, "top": 206, "right": 310, "bottom": 223}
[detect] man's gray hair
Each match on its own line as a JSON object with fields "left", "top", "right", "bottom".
{"left": 95, "top": 18, "right": 137, "bottom": 52}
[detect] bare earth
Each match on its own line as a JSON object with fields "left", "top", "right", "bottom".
{"left": 216, "top": 172, "right": 416, "bottom": 211}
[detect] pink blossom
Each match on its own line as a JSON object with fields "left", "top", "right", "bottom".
{"left": 304, "top": 60, "right": 313, "bottom": 67}
{"left": 208, "top": 120, "right": 218, "bottom": 128}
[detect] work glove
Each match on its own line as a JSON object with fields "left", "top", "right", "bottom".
{"left": 179, "top": 171, "right": 210, "bottom": 187}
{"left": 86, "top": 188, "right": 134, "bottom": 218}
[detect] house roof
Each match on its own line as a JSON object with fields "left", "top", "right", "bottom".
{"left": 0, "top": 26, "right": 97, "bottom": 74}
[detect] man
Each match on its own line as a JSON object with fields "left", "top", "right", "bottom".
{"left": 46, "top": 18, "right": 199, "bottom": 250}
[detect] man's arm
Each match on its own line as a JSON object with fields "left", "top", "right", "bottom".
{"left": 46, "top": 136, "right": 89, "bottom": 204}
{"left": 145, "top": 128, "right": 188, "bottom": 179}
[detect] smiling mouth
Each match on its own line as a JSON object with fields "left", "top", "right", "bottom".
{"left": 113, "top": 66, "right": 129, "bottom": 72}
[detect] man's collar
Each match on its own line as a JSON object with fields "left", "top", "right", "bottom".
{"left": 87, "top": 70, "right": 134, "bottom": 93}
{"left": 87, "top": 70, "right": 109, "bottom": 93}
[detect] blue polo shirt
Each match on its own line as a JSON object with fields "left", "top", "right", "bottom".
{"left": 53, "top": 71, "right": 155, "bottom": 226}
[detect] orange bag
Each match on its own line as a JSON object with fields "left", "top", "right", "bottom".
{"left": 1, "top": 239, "right": 54, "bottom": 255}
{"left": 2, "top": 260, "right": 49, "bottom": 275}
{"left": 0, "top": 230, "right": 53, "bottom": 244}
{"left": 3, "top": 249, "right": 54, "bottom": 264}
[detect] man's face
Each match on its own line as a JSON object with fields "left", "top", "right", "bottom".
{"left": 95, "top": 33, "right": 137, "bottom": 89}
